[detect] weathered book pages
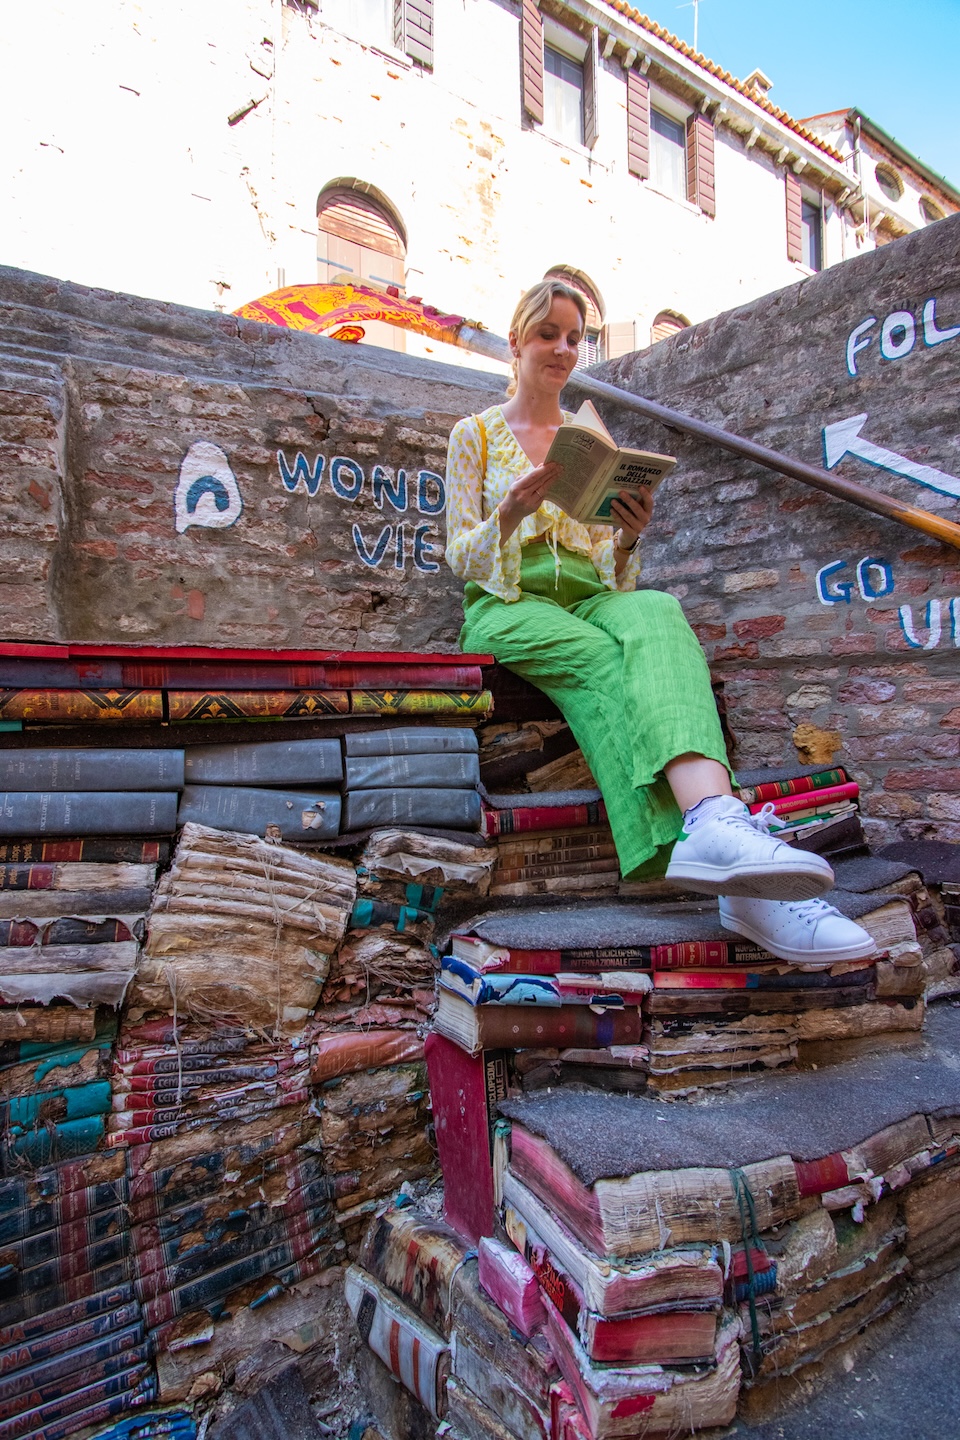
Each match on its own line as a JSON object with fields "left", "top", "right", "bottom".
{"left": 508, "top": 1124, "right": 800, "bottom": 1257}
{"left": 449, "top": 1259, "right": 559, "bottom": 1413}
{"left": 357, "top": 1207, "right": 469, "bottom": 1339}
{"left": 360, "top": 830, "right": 495, "bottom": 895}
{"left": 477, "top": 1236, "right": 545, "bottom": 1340}
{"left": 502, "top": 1171, "right": 723, "bottom": 1317}
{"left": 448, "top": 1352, "right": 549, "bottom": 1440}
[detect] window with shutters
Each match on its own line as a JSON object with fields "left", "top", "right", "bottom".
{"left": 651, "top": 311, "right": 689, "bottom": 344}
{"left": 544, "top": 267, "right": 604, "bottom": 369}
{"left": 920, "top": 196, "right": 944, "bottom": 224}
{"left": 543, "top": 45, "right": 584, "bottom": 146}
{"left": 801, "top": 197, "right": 823, "bottom": 271}
{"left": 649, "top": 108, "right": 686, "bottom": 199}
{"left": 317, "top": 183, "right": 408, "bottom": 352}
{"left": 320, "top": 0, "right": 393, "bottom": 48}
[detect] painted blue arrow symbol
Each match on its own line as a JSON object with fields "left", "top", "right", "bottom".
{"left": 823, "top": 413, "right": 960, "bottom": 501}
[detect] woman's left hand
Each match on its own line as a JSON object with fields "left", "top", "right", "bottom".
{"left": 611, "top": 488, "right": 654, "bottom": 549}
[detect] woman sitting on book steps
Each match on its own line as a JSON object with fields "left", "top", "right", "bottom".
{"left": 445, "top": 279, "right": 873, "bottom": 968}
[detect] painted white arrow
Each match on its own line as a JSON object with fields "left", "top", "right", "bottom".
{"left": 823, "top": 413, "right": 960, "bottom": 501}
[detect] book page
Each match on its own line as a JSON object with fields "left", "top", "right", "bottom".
{"left": 543, "top": 429, "right": 612, "bottom": 515}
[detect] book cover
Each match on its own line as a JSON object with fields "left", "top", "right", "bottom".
{"left": 344, "top": 752, "right": 481, "bottom": 791}
{"left": 345, "top": 727, "right": 479, "bottom": 757}
{"left": 646, "top": 983, "right": 877, "bottom": 1016}
{"left": 0, "top": 839, "right": 167, "bottom": 865}
{"left": 176, "top": 784, "right": 341, "bottom": 840}
{"left": 0, "top": 1361, "right": 155, "bottom": 1440}
{"left": 0, "top": 750, "right": 183, "bottom": 794}
{"left": 424, "top": 1033, "right": 508, "bottom": 1245}
{"left": 434, "top": 989, "right": 644, "bottom": 1056}
{"left": 737, "top": 768, "right": 848, "bottom": 805}
{"left": 0, "top": 691, "right": 163, "bottom": 724}
{"left": 651, "top": 965, "right": 876, "bottom": 990}
{"left": 343, "top": 788, "right": 481, "bottom": 832}
{"left": 748, "top": 781, "right": 859, "bottom": 816}
{"left": 449, "top": 934, "right": 771, "bottom": 975}
{"left": 493, "top": 857, "right": 620, "bottom": 886}
{"left": 482, "top": 800, "right": 607, "bottom": 838}
{"left": 544, "top": 401, "right": 676, "bottom": 525}
{"left": 440, "top": 957, "right": 650, "bottom": 1008}
{"left": 0, "top": 793, "right": 178, "bottom": 838}
{"left": 345, "top": 1265, "right": 450, "bottom": 1420}
{"left": 0, "top": 1264, "right": 133, "bottom": 1330}
{"left": 0, "top": 1284, "right": 135, "bottom": 1348}
{"left": 0, "top": 1300, "right": 142, "bottom": 1377}
{"left": 167, "top": 690, "right": 349, "bottom": 721}
{"left": 183, "top": 738, "right": 343, "bottom": 787}
{"left": 357, "top": 1208, "right": 468, "bottom": 1339}
{"left": 0, "top": 1328, "right": 148, "bottom": 1414}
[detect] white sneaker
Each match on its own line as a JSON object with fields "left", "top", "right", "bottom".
{"left": 718, "top": 894, "right": 878, "bottom": 968}
{"left": 665, "top": 796, "right": 834, "bottom": 900}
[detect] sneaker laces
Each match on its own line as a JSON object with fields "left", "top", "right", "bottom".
{"left": 784, "top": 897, "right": 839, "bottom": 926}
{"left": 751, "top": 803, "right": 788, "bottom": 836}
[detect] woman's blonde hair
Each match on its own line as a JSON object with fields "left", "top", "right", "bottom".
{"left": 506, "top": 279, "right": 587, "bottom": 396}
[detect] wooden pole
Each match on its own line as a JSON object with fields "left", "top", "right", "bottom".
{"left": 452, "top": 324, "right": 960, "bottom": 550}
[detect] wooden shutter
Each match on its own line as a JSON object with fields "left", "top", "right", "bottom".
{"left": 318, "top": 192, "right": 405, "bottom": 258}
{"left": 521, "top": 0, "right": 544, "bottom": 123}
{"left": 651, "top": 312, "right": 686, "bottom": 344}
{"left": 394, "top": 0, "right": 433, "bottom": 68}
{"left": 582, "top": 27, "right": 599, "bottom": 149}
{"left": 785, "top": 172, "right": 803, "bottom": 262}
{"left": 626, "top": 69, "right": 650, "bottom": 180}
{"left": 685, "top": 113, "right": 716, "bottom": 216}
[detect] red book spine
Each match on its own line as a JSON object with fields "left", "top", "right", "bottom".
{"left": 738, "top": 769, "right": 847, "bottom": 804}
{"left": 794, "top": 1154, "right": 852, "bottom": 1196}
{"left": 748, "top": 782, "right": 859, "bottom": 816}
{"left": 425, "top": 1034, "right": 508, "bottom": 1246}
{"left": 483, "top": 802, "right": 607, "bottom": 838}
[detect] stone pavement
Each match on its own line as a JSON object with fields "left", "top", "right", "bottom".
{"left": 728, "top": 1264, "right": 960, "bottom": 1440}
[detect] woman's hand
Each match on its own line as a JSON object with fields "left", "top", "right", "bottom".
{"left": 611, "top": 488, "right": 654, "bottom": 551}
{"left": 497, "top": 461, "right": 562, "bottom": 542}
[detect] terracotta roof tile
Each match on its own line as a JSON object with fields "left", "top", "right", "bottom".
{"left": 598, "top": 0, "right": 847, "bottom": 165}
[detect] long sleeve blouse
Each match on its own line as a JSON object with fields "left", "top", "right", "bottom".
{"left": 443, "top": 404, "right": 644, "bottom": 603}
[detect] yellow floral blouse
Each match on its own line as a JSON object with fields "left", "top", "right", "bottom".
{"left": 443, "top": 404, "right": 644, "bottom": 603}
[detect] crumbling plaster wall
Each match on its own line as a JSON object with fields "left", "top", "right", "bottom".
{"left": 588, "top": 213, "right": 960, "bottom": 846}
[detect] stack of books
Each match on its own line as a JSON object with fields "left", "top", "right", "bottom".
{"left": 178, "top": 737, "right": 343, "bottom": 842}
{"left": 0, "top": 1150, "right": 157, "bottom": 1439}
{"left": 341, "top": 728, "right": 482, "bottom": 834}
{"left": 734, "top": 764, "right": 866, "bottom": 858}
{"left": 0, "top": 644, "right": 494, "bottom": 726}
{"left": 482, "top": 791, "right": 619, "bottom": 899}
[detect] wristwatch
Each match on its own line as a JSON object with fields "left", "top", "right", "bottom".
{"left": 616, "top": 530, "right": 640, "bottom": 553}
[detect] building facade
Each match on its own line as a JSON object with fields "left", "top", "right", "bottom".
{"left": 3, "top": 0, "right": 958, "bottom": 373}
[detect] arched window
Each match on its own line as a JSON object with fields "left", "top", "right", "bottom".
{"left": 317, "top": 180, "right": 407, "bottom": 351}
{"left": 651, "top": 310, "right": 690, "bottom": 345}
{"left": 544, "top": 266, "right": 605, "bottom": 368}
{"left": 920, "top": 196, "right": 944, "bottom": 224}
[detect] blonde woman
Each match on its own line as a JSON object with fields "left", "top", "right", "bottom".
{"left": 444, "top": 279, "right": 873, "bottom": 966}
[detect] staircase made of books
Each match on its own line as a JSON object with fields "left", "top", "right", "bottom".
{"left": 346, "top": 720, "right": 960, "bottom": 1440}
{"left": 0, "top": 648, "right": 958, "bottom": 1438}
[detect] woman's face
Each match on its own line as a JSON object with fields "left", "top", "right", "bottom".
{"left": 512, "top": 295, "right": 583, "bottom": 394}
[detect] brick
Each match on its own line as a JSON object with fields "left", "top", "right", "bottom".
{"left": 786, "top": 685, "right": 832, "bottom": 710}
{"left": 837, "top": 678, "right": 896, "bottom": 704}
{"left": 861, "top": 793, "right": 924, "bottom": 819}
{"left": 733, "top": 615, "right": 785, "bottom": 641}
{"left": 721, "top": 570, "right": 780, "bottom": 593}
{"left": 829, "top": 635, "right": 878, "bottom": 655}
{"left": 927, "top": 794, "right": 960, "bottom": 821}
{"left": 902, "top": 680, "right": 960, "bottom": 703}
{"left": 845, "top": 735, "right": 960, "bottom": 762}
{"left": 712, "top": 642, "right": 759, "bottom": 661}
{"left": 885, "top": 768, "right": 960, "bottom": 791}
{"left": 692, "top": 623, "right": 726, "bottom": 642}
{"left": 941, "top": 708, "right": 960, "bottom": 729}
{"left": 762, "top": 636, "right": 823, "bottom": 658}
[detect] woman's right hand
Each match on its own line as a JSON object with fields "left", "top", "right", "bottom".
{"left": 498, "top": 462, "right": 562, "bottom": 529}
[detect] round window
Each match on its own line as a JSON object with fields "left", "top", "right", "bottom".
{"left": 920, "top": 196, "right": 944, "bottom": 224}
{"left": 874, "top": 164, "right": 903, "bottom": 202}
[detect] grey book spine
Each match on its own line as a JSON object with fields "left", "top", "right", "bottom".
{"left": 343, "top": 789, "right": 481, "bottom": 832}
{"left": 184, "top": 739, "right": 343, "bottom": 787}
{"left": 344, "top": 728, "right": 478, "bottom": 757}
{"left": 344, "top": 753, "right": 480, "bottom": 791}
{"left": 0, "top": 793, "right": 179, "bottom": 838}
{"left": 177, "top": 786, "right": 341, "bottom": 841}
{"left": 0, "top": 750, "right": 184, "bottom": 793}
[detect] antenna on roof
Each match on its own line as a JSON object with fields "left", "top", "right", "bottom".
{"left": 676, "top": 0, "right": 706, "bottom": 52}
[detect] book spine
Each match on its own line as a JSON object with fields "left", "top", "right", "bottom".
{"left": 344, "top": 753, "right": 481, "bottom": 790}
{"left": 0, "top": 661, "right": 124, "bottom": 689}
{"left": 475, "top": 1005, "right": 644, "bottom": 1050}
{"left": 342, "top": 789, "right": 481, "bottom": 832}
{"left": 118, "top": 662, "right": 484, "bottom": 690}
{"left": 0, "top": 840, "right": 165, "bottom": 865}
{"left": 11, "top": 1233, "right": 129, "bottom": 1294}
{"left": 495, "top": 838, "right": 617, "bottom": 864}
{"left": 139, "top": 1236, "right": 321, "bottom": 1327}
{"left": 737, "top": 769, "right": 847, "bottom": 804}
{"left": 747, "top": 781, "right": 859, "bottom": 816}
{"left": 650, "top": 970, "right": 875, "bottom": 990}
{"left": 11, "top": 1381, "right": 159, "bottom": 1440}
{"left": 493, "top": 858, "right": 620, "bottom": 885}
{"left": 176, "top": 785, "right": 341, "bottom": 840}
{"left": 0, "top": 1329, "right": 147, "bottom": 1412}
{"left": 482, "top": 801, "right": 607, "bottom": 837}
{"left": 0, "top": 692, "right": 163, "bottom": 723}
{"left": 0, "top": 793, "right": 178, "bottom": 838}
{"left": 649, "top": 941, "right": 770, "bottom": 969}
{"left": 0, "top": 751, "right": 183, "bottom": 793}
{"left": 0, "top": 1302, "right": 142, "bottom": 1377}
{"left": 0, "top": 1286, "right": 135, "bottom": 1350}
{"left": 0, "top": 1172, "right": 125, "bottom": 1227}
{"left": 349, "top": 689, "right": 492, "bottom": 717}
{"left": 0, "top": 1265, "right": 132, "bottom": 1330}
{"left": 0, "top": 920, "right": 37, "bottom": 945}
{"left": 2, "top": 1204, "right": 126, "bottom": 1265}
{"left": 0, "top": 1362, "right": 154, "bottom": 1440}
{"left": 167, "top": 691, "right": 350, "bottom": 722}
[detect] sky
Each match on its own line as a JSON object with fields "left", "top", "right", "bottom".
{"left": 641, "top": 0, "right": 960, "bottom": 187}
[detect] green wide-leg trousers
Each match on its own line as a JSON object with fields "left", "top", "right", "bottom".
{"left": 460, "top": 543, "right": 731, "bottom": 880}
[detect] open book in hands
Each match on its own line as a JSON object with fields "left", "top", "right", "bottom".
{"left": 544, "top": 400, "right": 676, "bottom": 525}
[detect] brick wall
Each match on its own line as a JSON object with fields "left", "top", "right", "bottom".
{"left": 589, "top": 214, "right": 960, "bottom": 846}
